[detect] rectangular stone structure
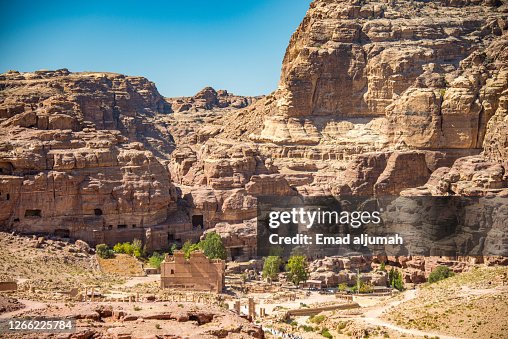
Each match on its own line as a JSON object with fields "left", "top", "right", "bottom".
{"left": 160, "top": 251, "right": 225, "bottom": 293}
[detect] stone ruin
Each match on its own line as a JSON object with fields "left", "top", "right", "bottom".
{"left": 160, "top": 251, "right": 225, "bottom": 293}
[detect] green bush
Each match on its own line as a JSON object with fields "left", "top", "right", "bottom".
{"left": 113, "top": 243, "right": 124, "bottom": 253}
{"left": 199, "top": 232, "right": 226, "bottom": 260}
{"left": 113, "top": 242, "right": 134, "bottom": 255}
{"left": 262, "top": 256, "right": 282, "bottom": 281}
{"left": 309, "top": 314, "right": 326, "bottom": 324}
{"left": 182, "top": 240, "right": 200, "bottom": 259}
{"left": 338, "top": 283, "right": 348, "bottom": 292}
{"left": 299, "top": 325, "right": 314, "bottom": 332}
{"left": 351, "top": 281, "right": 373, "bottom": 293}
{"left": 148, "top": 252, "right": 165, "bottom": 269}
{"left": 428, "top": 266, "right": 454, "bottom": 283}
{"left": 360, "top": 282, "right": 373, "bottom": 293}
{"left": 321, "top": 328, "right": 333, "bottom": 338}
{"left": 96, "top": 244, "right": 114, "bottom": 259}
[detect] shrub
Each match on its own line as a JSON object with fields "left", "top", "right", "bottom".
{"left": 199, "top": 232, "right": 226, "bottom": 260}
{"left": 309, "top": 314, "right": 326, "bottom": 324}
{"left": 299, "top": 325, "right": 314, "bottom": 332}
{"left": 132, "top": 238, "right": 144, "bottom": 258}
{"left": 148, "top": 252, "right": 165, "bottom": 269}
{"left": 182, "top": 240, "right": 200, "bottom": 259}
{"left": 351, "top": 281, "right": 373, "bottom": 293}
{"left": 428, "top": 266, "right": 454, "bottom": 283}
{"left": 379, "top": 261, "right": 386, "bottom": 272}
{"left": 113, "top": 243, "right": 124, "bottom": 253}
{"left": 96, "top": 244, "right": 114, "bottom": 259}
{"left": 113, "top": 242, "right": 134, "bottom": 255}
{"left": 359, "top": 282, "right": 374, "bottom": 293}
{"left": 262, "top": 256, "right": 282, "bottom": 281}
{"left": 321, "top": 328, "right": 333, "bottom": 338}
{"left": 338, "top": 283, "right": 348, "bottom": 292}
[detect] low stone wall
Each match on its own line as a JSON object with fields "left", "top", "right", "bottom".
{"left": 0, "top": 281, "right": 17, "bottom": 292}
{"left": 286, "top": 302, "right": 360, "bottom": 317}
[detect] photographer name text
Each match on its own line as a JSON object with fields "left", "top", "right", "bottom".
{"left": 268, "top": 233, "right": 403, "bottom": 246}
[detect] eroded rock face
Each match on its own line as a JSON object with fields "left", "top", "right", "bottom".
{"left": 166, "top": 86, "right": 256, "bottom": 113}
{"left": 249, "top": 0, "right": 507, "bottom": 151}
{"left": 403, "top": 155, "right": 507, "bottom": 196}
{"left": 0, "top": 70, "right": 178, "bottom": 249}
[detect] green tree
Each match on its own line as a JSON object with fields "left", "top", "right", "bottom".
{"left": 428, "top": 266, "right": 454, "bottom": 283}
{"left": 96, "top": 244, "right": 114, "bottom": 259}
{"left": 389, "top": 268, "right": 404, "bottom": 291}
{"left": 199, "top": 232, "right": 226, "bottom": 260}
{"left": 379, "top": 261, "right": 386, "bottom": 272}
{"left": 148, "top": 252, "right": 165, "bottom": 269}
{"left": 132, "top": 239, "right": 144, "bottom": 258}
{"left": 262, "top": 256, "right": 282, "bottom": 281}
{"left": 182, "top": 240, "right": 200, "bottom": 259}
{"left": 286, "top": 255, "right": 308, "bottom": 286}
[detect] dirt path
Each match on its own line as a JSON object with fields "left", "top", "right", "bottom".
{"left": 360, "top": 289, "right": 463, "bottom": 339}
{"left": 0, "top": 299, "right": 47, "bottom": 319}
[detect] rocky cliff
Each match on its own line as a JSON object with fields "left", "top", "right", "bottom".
{"left": 0, "top": 0, "right": 507, "bottom": 264}
{"left": 0, "top": 70, "right": 178, "bottom": 249}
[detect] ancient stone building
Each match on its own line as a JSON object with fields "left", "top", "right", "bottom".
{"left": 160, "top": 251, "right": 225, "bottom": 293}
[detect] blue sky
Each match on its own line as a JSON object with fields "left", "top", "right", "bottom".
{"left": 0, "top": 0, "right": 310, "bottom": 97}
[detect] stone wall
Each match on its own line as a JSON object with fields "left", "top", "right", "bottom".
{"left": 160, "top": 251, "right": 225, "bottom": 293}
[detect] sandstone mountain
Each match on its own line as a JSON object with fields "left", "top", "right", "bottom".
{"left": 0, "top": 0, "right": 507, "bottom": 267}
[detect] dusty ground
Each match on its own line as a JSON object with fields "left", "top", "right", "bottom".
{"left": 0, "top": 300, "right": 263, "bottom": 338}
{"left": 381, "top": 266, "right": 508, "bottom": 339}
{"left": 0, "top": 232, "right": 124, "bottom": 298}
{"left": 98, "top": 254, "right": 145, "bottom": 277}
{"left": 261, "top": 268, "right": 508, "bottom": 338}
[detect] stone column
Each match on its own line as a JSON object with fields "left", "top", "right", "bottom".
{"left": 234, "top": 300, "right": 240, "bottom": 314}
{"left": 90, "top": 288, "right": 95, "bottom": 302}
{"left": 136, "top": 292, "right": 139, "bottom": 302}
{"left": 84, "top": 288, "right": 88, "bottom": 302}
{"left": 248, "top": 297, "right": 255, "bottom": 319}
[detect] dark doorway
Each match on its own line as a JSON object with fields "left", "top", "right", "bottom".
{"left": 230, "top": 247, "right": 244, "bottom": 261}
{"left": 192, "top": 215, "right": 204, "bottom": 229}
{"left": 94, "top": 208, "right": 103, "bottom": 216}
{"left": 24, "top": 209, "right": 42, "bottom": 217}
{"left": 54, "top": 229, "right": 70, "bottom": 238}
{"left": 168, "top": 233, "right": 175, "bottom": 242}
